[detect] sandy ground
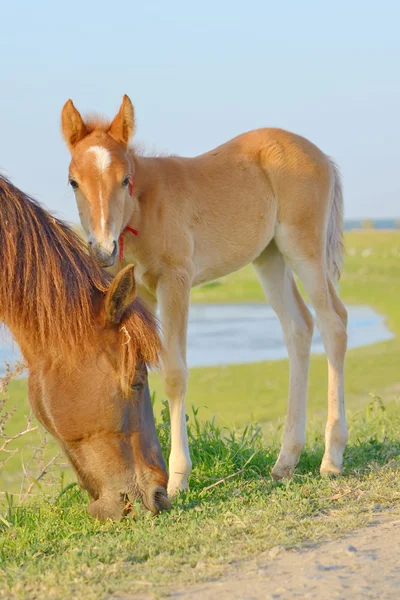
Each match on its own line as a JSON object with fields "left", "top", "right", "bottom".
{"left": 122, "top": 514, "right": 400, "bottom": 600}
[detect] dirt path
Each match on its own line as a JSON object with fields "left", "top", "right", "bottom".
{"left": 156, "top": 515, "right": 400, "bottom": 599}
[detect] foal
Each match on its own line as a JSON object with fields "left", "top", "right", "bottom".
{"left": 0, "top": 175, "right": 170, "bottom": 519}
{"left": 61, "top": 96, "right": 348, "bottom": 496}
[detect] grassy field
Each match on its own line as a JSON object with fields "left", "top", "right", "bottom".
{"left": 1, "top": 230, "right": 400, "bottom": 598}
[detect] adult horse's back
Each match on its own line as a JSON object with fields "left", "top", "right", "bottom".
{"left": 0, "top": 175, "right": 170, "bottom": 519}
{"left": 61, "top": 96, "right": 348, "bottom": 496}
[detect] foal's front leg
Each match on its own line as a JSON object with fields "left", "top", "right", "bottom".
{"left": 157, "top": 267, "right": 193, "bottom": 496}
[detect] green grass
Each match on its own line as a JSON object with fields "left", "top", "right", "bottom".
{"left": 1, "top": 230, "right": 400, "bottom": 598}
{"left": 1, "top": 399, "right": 400, "bottom": 599}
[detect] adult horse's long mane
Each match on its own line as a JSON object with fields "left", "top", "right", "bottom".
{"left": 0, "top": 175, "right": 160, "bottom": 390}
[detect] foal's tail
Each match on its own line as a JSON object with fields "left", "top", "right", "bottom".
{"left": 326, "top": 160, "right": 344, "bottom": 283}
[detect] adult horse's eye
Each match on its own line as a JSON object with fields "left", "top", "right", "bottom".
{"left": 132, "top": 381, "right": 144, "bottom": 391}
{"left": 69, "top": 179, "right": 79, "bottom": 190}
{"left": 122, "top": 176, "right": 130, "bottom": 188}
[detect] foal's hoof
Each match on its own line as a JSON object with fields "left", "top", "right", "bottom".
{"left": 320, "top": 459, "right": 343, "bottom": 477}
{"left": 271, "top": 463, "right": 294, "bottom": 481}
{"left": 167, "top": 477, "right": 189, "bottom": 498}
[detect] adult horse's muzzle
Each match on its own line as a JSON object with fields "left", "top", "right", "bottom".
{"left": 87, "top": 481, "right": 171, "bottom": 521}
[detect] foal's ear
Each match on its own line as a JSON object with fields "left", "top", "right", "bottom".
{"left": 104, "top": 264, "right": 136, "bottom": 324}
{"left": 108, "top": 95, "right": 135, "bottom": 147}
{"left": 61, "top": 99, "right": 88, "bottom": 151}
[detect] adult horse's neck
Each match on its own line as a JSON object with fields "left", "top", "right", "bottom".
{"left": 0, "top": 175, "right": 109, "bottom": 367}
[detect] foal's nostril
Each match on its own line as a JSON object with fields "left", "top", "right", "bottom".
{"left": 111, "top": 240, "right": 117, "bottom": 259}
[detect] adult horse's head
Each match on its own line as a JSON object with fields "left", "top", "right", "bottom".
{"left": 28, "top": 264, "right": 171, "bottom": 521}
{"left": 0, "top": 176, "right": 169, "bottom": 520}
{"left": 61, "top": 95, "right": 136, "bottom": 267}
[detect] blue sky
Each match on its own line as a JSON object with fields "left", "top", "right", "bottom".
{"left": 1, "top": 0, "right": 399, "bottom": 221}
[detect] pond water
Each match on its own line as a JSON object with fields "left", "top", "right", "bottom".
{"left": 186, "top": 304, "right": 393, "bottom": 367}
{"left": 0, "top": 305, "right": 394, "bottom": 375}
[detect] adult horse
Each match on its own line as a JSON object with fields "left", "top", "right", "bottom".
{"left": 61, "top": 96, "right": 348, "bottom": 496}
{"left": 0, "top": 175, "right": 170, "bottom": 519}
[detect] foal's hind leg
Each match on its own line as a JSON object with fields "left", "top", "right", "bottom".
{"left": 253, "top": 243, "right": 314, "bottom": 479}
{"left": 277, "top": 229, "right": 348, "bottom": 475}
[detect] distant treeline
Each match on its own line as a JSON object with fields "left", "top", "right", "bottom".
{"left": 345, "top": 219, "right": 400, "bottom": 230}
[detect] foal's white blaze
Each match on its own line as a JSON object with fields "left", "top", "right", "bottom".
{"left": 87, "top": 145, "right": 111, "bottom": 233}
{"left": 87, "top": 145, "right": 111, "bottom": 173}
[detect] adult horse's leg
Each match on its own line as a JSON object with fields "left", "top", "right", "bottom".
{"left": 277, "top": 227, "right": 348, "bottom": 476}
{"left": 157, "top": 267, "right": 193, "bottom": 496}
{"left": 253, "top": 242, "right": 314, "bottom": 478}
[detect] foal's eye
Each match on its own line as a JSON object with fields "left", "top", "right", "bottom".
{"left": 132, "top": 381, "right": 144, "bottom": 391}
{"left": 122, "top": 177, "right": 130, "bottom": 188}
{"left": 69, "top": 179, "right": 79, "bottom": 190}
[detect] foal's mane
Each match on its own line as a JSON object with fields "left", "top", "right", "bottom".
{"left": 0, "top": 176, "right": 160, "bottom": 390}
{"left": 81, "top": 115, "right": 169, "bottom": 158}
{"left": 82, "top": 114, "right": 111, "bottom": 135}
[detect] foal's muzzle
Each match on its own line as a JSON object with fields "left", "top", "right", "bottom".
{"left": 90, "top": 240, "right": 118, "bottom": 267}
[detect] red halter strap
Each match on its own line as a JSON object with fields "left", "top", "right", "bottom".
{"left": 119, "top": 176, "right": 139, "bottom": 262}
